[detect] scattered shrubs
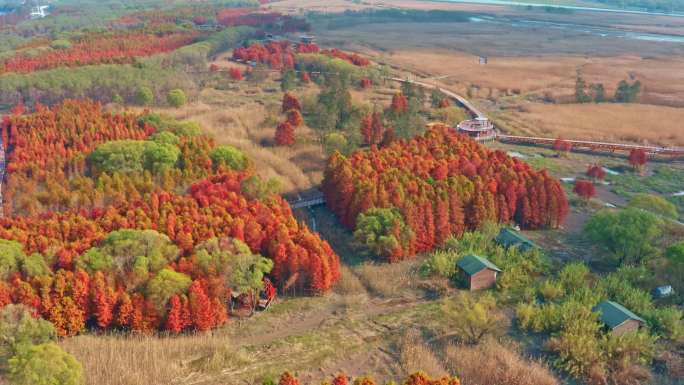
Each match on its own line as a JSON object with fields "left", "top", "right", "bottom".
{"left": 516, "top": 262, "right": 679, "bottom": 384}
{"left": 421, "top": 226, "right": 548, "bottom": 298}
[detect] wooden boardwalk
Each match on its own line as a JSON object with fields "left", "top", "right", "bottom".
{"left": 390, "top": 77, "right": 684, "bottom": 159}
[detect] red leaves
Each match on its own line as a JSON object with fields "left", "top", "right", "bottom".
{"left": 279, "top": 372, "right": 460, "bottom": 385}
{"left": 225, "top": 68, "right": 242, "bottom": 81}
{"left": 438, "top": 98, "right": 451, "bottom": 108}
{"left": 360, "top": 112, "right": 385, "bottom": 146}
{"left": 586, "top": 164, "right": 606, "bottom": 181}
{"left": 278, "top": 372, "right": 300, "bottom": 385}
{"left": 323, "top": 125, "right": 568, "bottom": 258}
{"left": 275, "top": 121, "right": 295, "bottom": 146}
{"left": 287, "top": 109, "right": 304, "bottom": 128}
{"left": 1, "top": 31, "right": 199, "bottom": 74}
{"left": 360, "top": 78, "right": 373, "bottom": 89}
{"left": 320, "top": 48, "right": 370, "bottom": 66}
{"left": 553, "top": 138, "right": 572, "bottom": 153}
{"left": 628, "top": 148, "right": 648, "bottom": 170}
{"left": 573, "top": 180, "right": 596, "bottom": 201}
{"left": 282, "top": 92, "right": 301, "bottom": 113}
{"left": 391, "top": 92, "right": 409, "bottom": 114}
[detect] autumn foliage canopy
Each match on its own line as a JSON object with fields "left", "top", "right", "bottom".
{"left": 0, "top": 100, "right": 341, "bottom": 336}
{"left": 323, "top": 125, "right": 568, "bottom": 261}
{"left": 0, "top": 31, "right": 199, "bottom": 74}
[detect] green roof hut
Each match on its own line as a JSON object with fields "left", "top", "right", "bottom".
{"left": 496, "top": 228, "right": 538, "bottom": 252}
{"left": 457, "top": 254, "right": 501, "bottom": 291}
{"left": 593, "top": 300, "right": 645, "bottom": 335}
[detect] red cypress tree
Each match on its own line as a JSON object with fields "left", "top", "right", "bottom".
{"left": 628, "top": 149, "right": 648, "bottom": 171}
{"left": 282, "top": 92, "right": 301, "bottom": 112}
{"left": 278, "top": 372, "right": 300, "bottom": 385}
{"left": 91, "top": 271, "right": 114, "bottom": 329}
{"left": 165, "top": 295, "right": 184, "bottom": 333}
{"left": 391, "top": 92, "right": 408, "bottom": 114}
{"left": 332, "top": 374, "right": 349, "bottom": 385}
{"left": 586, "top": 164, "right": 606, "bottom": 181}
{"left": 300, "top": 71, "right": 310, "bottom": 83}
{"left": 209, "top": 64, "right": 219, "bottom": 72}
{"left": 189, "top": 280, "right": 214, "bottom": 331}
{"left": 360, "top": 78, "right": 372, "bottom": 89}
{"left": 573, "top": 180, "right": 596, "bottom": 201}
{"left": 286, "top": 109, "right": 303, "bottom": 127}
{"left": 115, "top": 292, "right": 133, "bottom": 328}
{"left": 275, "top": 121, "right": 295, "bottom": 146}
{"left": 553, "top": 138, "right": 572, "bottom": 155}
{"left": 360, "top": 114, "right": 373, "bottom": 145}
{"left": 438, "top": 98, "right": 451, "bottom": 108}
{"left": 229, "top": 67, "right": 243, "bottom": 80}
{"left": 371, "top": 112, "right": 385, "bottom": 145}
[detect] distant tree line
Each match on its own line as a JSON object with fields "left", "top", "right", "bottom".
{"left": 575, "top": 75, "right": 641, "bottom": 104}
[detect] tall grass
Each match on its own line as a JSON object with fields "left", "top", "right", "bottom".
{"left": 444, "top": 338, "right": 560, "bottom": 385}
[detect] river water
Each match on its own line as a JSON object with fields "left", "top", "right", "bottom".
{"left": 437, "top": 0, "right": 684, "bottom": 17}
{"left": 466, "top": 10, "right": 684, "bottom": 43}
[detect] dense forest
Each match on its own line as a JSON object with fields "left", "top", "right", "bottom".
{"left": 323, "top": 125, "right": 569, "bottom": 261}
{"left": 0, "top": 100, "right": 340, "bottom": 336}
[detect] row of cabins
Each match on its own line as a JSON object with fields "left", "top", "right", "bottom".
{"left": 459, "top": 228, "right": 645, "bottom": 335}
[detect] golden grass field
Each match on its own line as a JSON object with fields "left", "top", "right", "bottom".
{"left": 492, "top": 102, "right": 684, "bottom": 145}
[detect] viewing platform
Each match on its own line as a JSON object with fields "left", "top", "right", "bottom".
{"left": 457, "top": 117, "right": 497, "bottom": 141}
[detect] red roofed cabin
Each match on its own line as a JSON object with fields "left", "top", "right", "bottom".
{"left": 457, "top": 254, "right": 501, "bottom": 291}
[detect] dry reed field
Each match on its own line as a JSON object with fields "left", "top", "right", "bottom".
{"left": 445, "top": 338, "right": 560, "bottom": 385}
{"left": 495, "top": 102, "right": 684, "bottom": 146}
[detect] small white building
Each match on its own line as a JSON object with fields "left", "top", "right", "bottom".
{"left": 30, "top": 5, "right": 49, "bottom": 19}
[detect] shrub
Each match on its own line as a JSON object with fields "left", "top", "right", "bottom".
{"left": 136, "top": 86, "right": 154, "bottom": 106}
{"left": 584, "top": 208, "right": 662, "bottom": 265}
{"left": 0, "top": 304, "right": 56, "bottom": 361}
{"left": 628, "top": 193, "right": 678, "bottom": 219}
{"left": 573, "top": 180, "right": 596, "bottom": 201}
{"left": 666, "top": 241, "right": 684, "bottom": 265}
{"left": 442, "top": 292, "right": 502, "bottom": 345}
{"left": 209, "top": 145, "right": 248, "bottom": 171}
{"left": 167, "top": 89, "right": 187, "bottom": 108}
{"left": 50, "top": 39, "right": 73, "bottom": 49}
{"left": 7, "top": 342, "right": 83, "bottom": 385}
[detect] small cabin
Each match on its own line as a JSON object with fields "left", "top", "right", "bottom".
{"left": 496, "top": 228, "right": 537, "bottom": 252}
{"left": 457, "top": 254, "right": 501, "bottom": 291}
{"left": 593, "top": 300, "right": 645, "bottom": 335}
